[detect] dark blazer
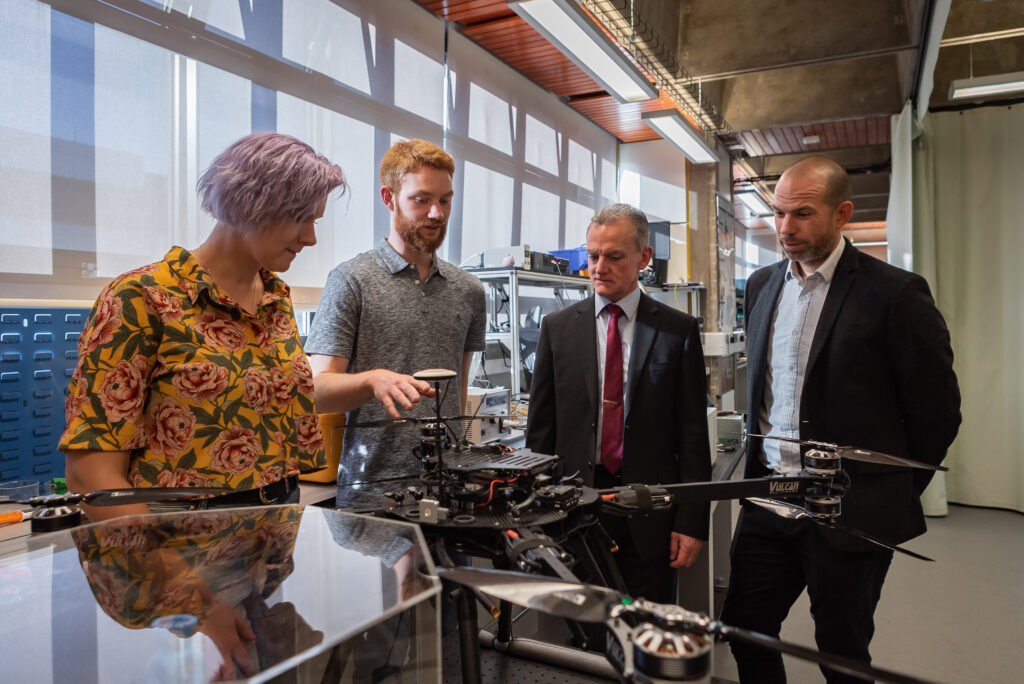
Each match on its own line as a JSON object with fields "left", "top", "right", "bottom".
{"left": 744, "top": 240, "right": 961, "bottom": 549}
{"left": 526, "top": 291, "right": 712, "bottom": 556}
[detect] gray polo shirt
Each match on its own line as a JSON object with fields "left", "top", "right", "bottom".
{"left": 306, "top": 239, "right": 486, "bottom": 507}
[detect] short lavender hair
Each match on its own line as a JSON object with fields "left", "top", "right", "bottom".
{"left": 197, "top": 132, "right": 346, "bottom": 230}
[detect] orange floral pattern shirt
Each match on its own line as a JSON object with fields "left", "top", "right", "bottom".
{"left": 59, "top": 247, "right": 325, "bottom": 490}
{"left": 72, "top": 507, "right": 302, "bottom": 630}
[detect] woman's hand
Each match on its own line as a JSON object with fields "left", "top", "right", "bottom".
{"left": 202, "top": 597, "right": 257, "bottom": 681}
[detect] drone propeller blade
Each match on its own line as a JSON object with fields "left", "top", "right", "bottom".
{"left": 746, "top": 499, "right": 934, "bottom": 562}
{"left": 84, "top": 487, "right": 231, "bottom": 506}
{"left": 714, "top": 623, "right": 938, "bottom": 684}
{"left": 344, "top": 415, "right": 511, "bottom": 429}
{"left": 828, "top": 523, "right": 935, "bottom": 562}
{"left": 744, "top": 434, "right": 947, "bottom": 473}
{"left": 836, "top": 447, "right": 947, "bottom": 472}
{"left": 24, "top": 487, "right": 231, "bottom": 508}
{"left": 437, "top": 566, "right": 619, "bottom": 623}
{"left": 745, "top": 497, "right": 810, "bottom": 520}
{"left": 343, "top": 418, "right": 420, "bottom": 429}
{"left": 743, "top": 432, "right": 812, "bottom": 446}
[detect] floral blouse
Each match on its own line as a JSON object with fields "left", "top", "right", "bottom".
{"left": 59, "top": 247, "right": 325, "bottom": 490}
{"left": 72, "top": 507, "right": 302, "bottom": 630}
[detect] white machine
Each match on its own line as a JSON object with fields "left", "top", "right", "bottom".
{"left": 465, "top": 387, "right": 511, "bottom": 444}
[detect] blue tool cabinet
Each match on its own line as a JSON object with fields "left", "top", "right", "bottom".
{"left": 0, "top": 307, "right": 90, "bottom": 481}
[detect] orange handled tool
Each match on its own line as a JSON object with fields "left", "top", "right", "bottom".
{"left": 0, "top": 510, "right": 31, "bottom": 526}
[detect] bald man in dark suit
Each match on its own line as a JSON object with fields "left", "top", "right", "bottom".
{"left": 720, "top": 157, "right": 961, "bottom": 682}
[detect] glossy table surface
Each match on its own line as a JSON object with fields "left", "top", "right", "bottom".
{"left": 0, "top": 505, "right": 440, "bottom": 683}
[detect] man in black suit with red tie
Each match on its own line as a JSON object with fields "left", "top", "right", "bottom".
{"left": 526, "top": 203, "right": 712, "bottom": 603}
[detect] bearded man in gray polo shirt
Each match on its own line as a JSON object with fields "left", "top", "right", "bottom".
{"left": 307, "top": 139, "right": 485, "bottom": 507}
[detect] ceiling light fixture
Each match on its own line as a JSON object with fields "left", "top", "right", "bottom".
{"left": 948, "top": 70, "right": 1024, "bottom": 100}
{"left": 736, "top": 190, "right": 773, "bottom": 216}
{"left": 641, "top": 109, "right": 719, "bottom": 165}
{"left": 801, "top": 134, "right": 821, "bottom": 145}
{"left": 507, "top": 0, "right": 658, "bottom": 103}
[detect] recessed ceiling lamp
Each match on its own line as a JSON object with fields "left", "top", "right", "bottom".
{"left": 948, "top": 70, "right": 1024, "bottom": 99}
{"left": 801, "top": 134, "right": 821, "bottom": 145}
{"left": 508, "top": 0, "right": 658, "bottom": 103}
{"left": 736, "top": 191, "right": 773, "bottom": 216}
{"left": 641, "top": 109, "right": 719, "bottom": 165}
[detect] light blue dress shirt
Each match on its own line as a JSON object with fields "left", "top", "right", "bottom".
{"left": 758, "top": 238, "right": 846, "bottom": 473}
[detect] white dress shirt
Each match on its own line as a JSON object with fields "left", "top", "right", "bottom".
{"left": 759, "top": 238, "right": 846, "bottom": 472}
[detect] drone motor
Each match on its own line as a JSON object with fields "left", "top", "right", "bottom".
{"left": 631, "top": 622, "right": 711, "bottom": 681}
{"left": 803, "top": 495, "right": 842, "bottom": 520}
{"left": 803, "top": 448, "right": 840, "bottom": 475}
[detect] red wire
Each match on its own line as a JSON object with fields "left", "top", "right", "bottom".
{"left": 478, "top": 475, "right": 521, "bottom": 507}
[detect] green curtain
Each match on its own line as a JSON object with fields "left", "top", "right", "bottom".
{"left": 910, "top": 104, "right": 1024, "bottom": 513}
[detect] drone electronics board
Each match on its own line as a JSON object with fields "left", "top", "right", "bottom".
{"left": 376, "top": 444, "right": 604, "bottom": 529}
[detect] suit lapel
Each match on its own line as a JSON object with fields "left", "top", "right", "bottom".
{"left": 574, "top": 297, "right": 599, "bottom": 417}
{"left": 625, "top": 294, "right": 658, "bottom": 419}
{"left": 747, "top": 263, "right": 787, "bottom": 393}
{"left": 805, "top": 240, "right": 859, "bottom": 377}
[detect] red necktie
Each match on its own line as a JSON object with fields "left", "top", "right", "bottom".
{"left": 601, "top": 304, "right": 624, "bottom": 474}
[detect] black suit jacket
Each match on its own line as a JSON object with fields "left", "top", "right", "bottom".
{"left": 744, "top": 240, "right": 961, "bottom": 549}
{"left": 526, "top": 292, "right": 712, "bottom": 558}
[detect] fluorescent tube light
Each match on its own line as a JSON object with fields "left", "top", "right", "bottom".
{"left": 736, "top": 191, "right": 772, "bottom": 216}
{"left": 640, "top": 109, "right": 719, "bottom": 165}
{"left": 948, "top": 70, "right": 1024, "bottom": 100}
{"left": 508, "top": 0, "right": 658, "bottom": 103}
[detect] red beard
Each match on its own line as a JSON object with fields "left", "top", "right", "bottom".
{"left": 395, "top": 206, "right": 447, "bottom": 253}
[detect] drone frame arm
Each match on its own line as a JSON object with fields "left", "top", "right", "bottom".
{"left": 598, "top": 474, "right": 832, "bottom": 507}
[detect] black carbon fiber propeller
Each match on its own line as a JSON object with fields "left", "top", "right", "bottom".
{"left": 745, "top": 497, "right": 934, "bottom": 561}
{"left": 438, "top": 566, "right": 939, "bottom": 684}
{"left": 23, "top": 487, "right": 230, "bottom": 507}
{"left": 745, "top": 433, "right": 948, "bottom": 471}
{"left": 343, "top": 415, "right": 510, "bottom": 429}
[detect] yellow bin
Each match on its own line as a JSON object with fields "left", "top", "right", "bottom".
{"left": 301, "top": 412, "right": 345, "bottom": 483}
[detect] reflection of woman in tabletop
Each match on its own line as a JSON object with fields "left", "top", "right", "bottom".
{"left": 59, "top": 133, "right": 346, "bottom": 521}
{"left": 73, "top": 506, "right": 310, "bottom": 681}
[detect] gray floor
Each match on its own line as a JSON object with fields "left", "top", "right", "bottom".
{"left": 712, "top": 504, "right": 1024, "bottom": 684}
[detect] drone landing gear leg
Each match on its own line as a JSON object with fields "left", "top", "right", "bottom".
{"left": 495, "top": 599, "right": 513, "bottom": 645}
{"left": 586, "top": 522, "right": 629, "bottom": 594}
{"left": 453, "top": 587, "right": 482, "bottom": 684}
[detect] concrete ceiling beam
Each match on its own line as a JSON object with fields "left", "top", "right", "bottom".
{"left": 718, "top": 56, "right": 907, "bottom": 130}
{"left": 675, "top": 0, "right": 916, "bottom": 78}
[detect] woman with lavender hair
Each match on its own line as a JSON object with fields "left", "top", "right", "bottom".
{"left": 59, "top": 132, "right": 346, "bottom": 523}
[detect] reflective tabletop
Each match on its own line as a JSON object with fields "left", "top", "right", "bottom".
{"left": 0, "top": 505, "right": 441, "bottom": 683}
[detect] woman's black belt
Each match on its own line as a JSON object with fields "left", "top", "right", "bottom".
{"left": 206, "top": 474, "right": 299, "bottom": 506}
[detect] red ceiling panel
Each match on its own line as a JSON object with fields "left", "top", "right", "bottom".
{"left": 735, "top": 116, "right": 890, "bottom": 157}
{"left": 568, "top": 95, "right": 662, "bottom": 142}
{"left": 419, "top": 0, "right": 515, "bottom": 24}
